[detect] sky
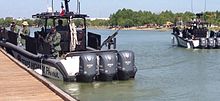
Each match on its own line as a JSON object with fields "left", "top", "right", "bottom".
{"left": 0, "top": 0, "right": 220, "bottom": 18}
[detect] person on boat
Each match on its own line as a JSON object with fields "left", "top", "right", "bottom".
{"left": 182, "top": 28, "right": 188, "bottom": 39}
{"left": 0, "top": 26, "right": 3, "bottom": 40}
{"left": 56, "top": 20, "right": 65, "bottom": 31}
{"left": 0, "top": 26, "right": 2, "bottom": 33}
{"left": 173, "top": 26, "right": 180, "bottom": 35}
{"left": 41, "top": 27, "right": 61, "bottom": 58}
{"left": 19, "top": 21, "right": 30, "bottom": 47}
{"left": 10, "top": 21, "right": 19, "bottom": 33}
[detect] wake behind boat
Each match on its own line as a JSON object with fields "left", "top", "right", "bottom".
{"left": 0, "top": 0, "right": 137, "bottom": 82}
{"left": 172, "top": 13, "right": 220, "bottom": 49}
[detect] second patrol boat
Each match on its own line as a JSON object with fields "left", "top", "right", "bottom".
{"left": 0, "top": 0, "right": 137, "bottom": 82}
{"left": 172, "top": 13, "right": 220, "bottom": 49}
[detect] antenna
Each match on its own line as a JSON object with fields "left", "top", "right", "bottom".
{"left": 191, "top": 0, "right": 193, "bottom": 13}
{"left": 52, "top": 0, "right": 54, "bottom": 13}
{"left": 204, "top": 0, "right": 207, "bottom": 21}
{"left": 77, "top": 0, "right": 81, "bottom": 14}
{"left": 204, "top": 0, "right": 206, "bottom": 12}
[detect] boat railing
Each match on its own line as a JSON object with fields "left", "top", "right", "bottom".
{"left": 64, "top": 49, "right": 118, "bottom": 58}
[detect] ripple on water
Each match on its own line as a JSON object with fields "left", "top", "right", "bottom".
{"left": 46, "top": 30, "right": 220, "bottom": 101}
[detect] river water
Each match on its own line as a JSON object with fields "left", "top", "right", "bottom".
{"left": 47, "top": 29, "right": 220, "bottom": 101}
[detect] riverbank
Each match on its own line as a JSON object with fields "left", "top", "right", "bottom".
{"left": 88, "top": 26, "right": 220, "bottom": 32}
{"left": 88, "top": 26, "right": 172, "bottom": 31}
{"left": 118, "top": 27, "right": 172, "bottom": 31}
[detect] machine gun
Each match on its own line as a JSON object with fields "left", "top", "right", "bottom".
{"left": 101, "top": 28, "right": 120, "bottom": 49}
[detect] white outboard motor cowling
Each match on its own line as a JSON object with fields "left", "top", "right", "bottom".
{"left": 117, "top": 50, "right": 137, "bottom": 80}
{"left": 97, "top": 52, "right": 117, "bottom": 81}
{"left": 199, "top": 38, "right": 207, "bottom": 48}
{"left": 76, "top": 53, "right": 97, "bottom": 82}
{"left": 207, "top": 38, "right": 215, "bottom": 48}
{"left": 216, "top": 38, "right": 220, "bottom": 48}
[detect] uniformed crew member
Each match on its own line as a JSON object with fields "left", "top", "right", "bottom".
{"left": 56, "top": 20, "right": 65, "bottom": 31}
{"left": 19, "top": 21, "right": 30, "bottom": 47}
{"left": 10, "top": 21, "right": 19, "bottom": 33}
{"left": 44, "top": 27, "right": 61, "bottom": 58}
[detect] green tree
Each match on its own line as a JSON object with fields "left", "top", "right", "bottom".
{"left": 0, "top": 18, "right": 4, "bottom": 26}
{"left": 4, "top": 17, "right": 13, "bottom": 27}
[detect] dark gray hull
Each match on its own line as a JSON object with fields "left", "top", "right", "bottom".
{"left": 0, "top": 41, "right": 137, "bottom": 82}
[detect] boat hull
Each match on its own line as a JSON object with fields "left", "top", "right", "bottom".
{"left": 171, "top": 33, "right": 220, "bottom": 49}
{"left": 172, "top": 33, "right": 194, "bottom": 48}
{"left": 0, "top": 41, "right": 137, "bottom": 82}
{"left": 0, "top": 41, "right": 77, "bottom": 81}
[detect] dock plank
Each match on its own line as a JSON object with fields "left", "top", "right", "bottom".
{"left": 0, "top": 49, "right": 77, "bottom": 101}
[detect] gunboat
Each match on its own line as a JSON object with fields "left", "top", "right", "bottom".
{"left": 172, "top": 13, "right": 220, "bottom": 49}
{"left": 0, "top": 0, "right": 137, "bottom": 82}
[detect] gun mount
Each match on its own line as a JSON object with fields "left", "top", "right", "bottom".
{"left": 101, "top": 29, "right": 120, "bottom": 49}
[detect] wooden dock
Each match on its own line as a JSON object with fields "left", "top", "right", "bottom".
{"left": 0, "top": 48, "right": 78, "bottom": 101}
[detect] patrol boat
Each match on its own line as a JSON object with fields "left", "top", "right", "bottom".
{"left": 172, "top": 13, "right": 220, "bottom": 49}
{"left": 0, "top": 0, "right": 137, "bottom": 82}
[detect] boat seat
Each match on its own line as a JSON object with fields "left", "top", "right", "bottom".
{"left": 26, "top": 36, "right": 37, "bottom": 54}
{"left": 0, "top": 30, "right": 8, "bottom": 41}
{"left": 7, "top": 31, "right": 18, "bottom": 45}
{"left": 37, "top": 38, "right": 51, "bottom": 55}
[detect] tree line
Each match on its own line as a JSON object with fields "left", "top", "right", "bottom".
{"left": 109, "top": 8, "right": 220, "bottom": 27}
{"left": 0, "top": 17, "right": 42, "bottom": 27}
{"left": 1, "top": 8, "right": 220, "bottom": 28}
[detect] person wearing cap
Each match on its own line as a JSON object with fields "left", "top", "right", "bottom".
{"left": 19, "top": 21, "right": 30, "bottom": 47}
{"left": 10, "top": 21, "right": 19, "bottom": 33}
{"left": 56, "top": 19, "right": 65, "bottom": 31}
{"left": 43, "top": 27, "right": 61, "bottom": 58}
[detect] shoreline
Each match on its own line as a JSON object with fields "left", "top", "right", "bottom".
{"left": 88, "top": 26, "right": 220, "bottom": 32}
{"left": 88, "top": 26, "right": 172, "bottom": 31}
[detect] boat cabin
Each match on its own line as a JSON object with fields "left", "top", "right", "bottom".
{"left": 173, "top": 13, "right": 210, "bottom": 39}
{"left": 32, "top": 12, "right": 89, "bottom": 54}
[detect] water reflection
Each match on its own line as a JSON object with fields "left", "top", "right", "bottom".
{"left": 48, "top": 79, "right": 136, "bottom": 101}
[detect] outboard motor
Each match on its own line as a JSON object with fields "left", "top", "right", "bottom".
{"left": 199, "top": 38, "right": 207, "bottom": 48}
{"left": 97, "top": 52, "right": 117, "bottom": 81}
{"left": 76, "top": 53, "right": 97, "bottom": 82}
{"left": 207, "top": 38, "right": 215, "bottom": 48}
{"left": 117, "top": 50, "right": 137, "bottom": 80}
{"left": 216, "top": 38, "right": 220, "bottom": 48}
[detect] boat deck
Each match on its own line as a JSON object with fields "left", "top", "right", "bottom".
{"left": 0, "top": 48, "right": 77, "bottom": 101}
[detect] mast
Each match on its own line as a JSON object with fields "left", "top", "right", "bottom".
{"left": 77, "top": 0, "right": 81, "bottom": 14}
{"left": 204, "top": 0, "right": 206, "bottom": 12}
{"left": 52, "top": 0, "right": 54, "bottom": 13}
{"left": 204, "top": 0, "right": 207, "bottom": 21}
{"left": 191, "top": 0, "right": 193, "bottom": 13}
{"left": 64, "top": 0, "right": 70, "bottom": 12}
